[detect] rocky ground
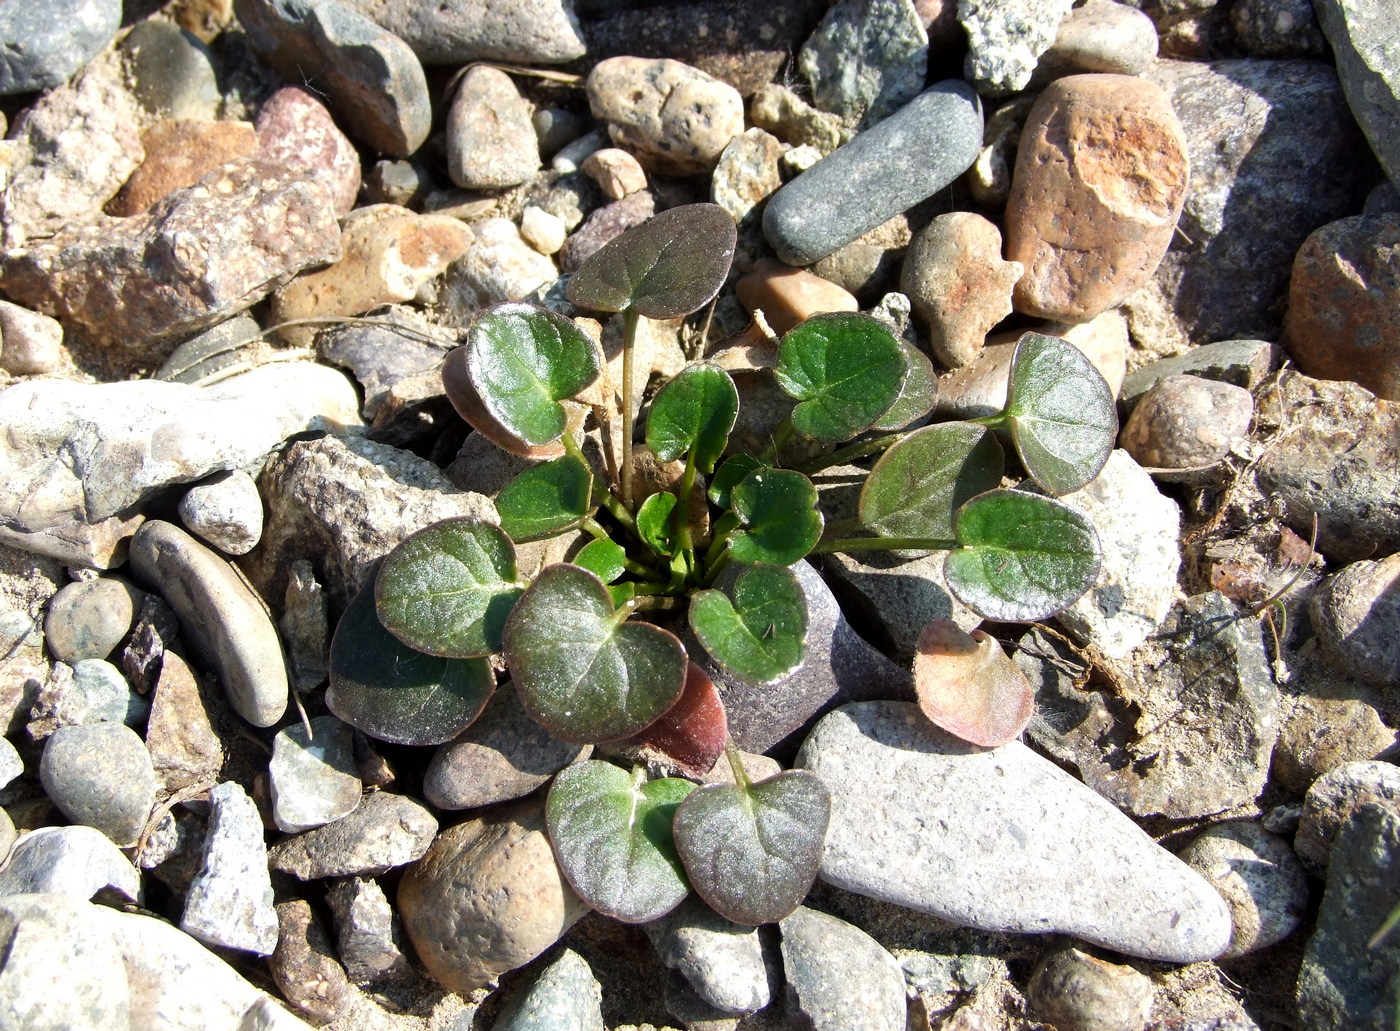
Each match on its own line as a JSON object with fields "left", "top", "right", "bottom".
{"left": 1, "top": 0, "right": 1399, "bottom": 1029}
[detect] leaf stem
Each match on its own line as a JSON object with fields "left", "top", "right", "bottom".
{"left": 760, "top": 415, "right": 794, "bottom": 467}
{"left": 568, "top": 432, "right": 635, "bottom": 533}
{"left": 633, "top": 594, "right": 683, "bottom": 612}
{"left": 723, "top": 738, "right": 750, "bottom": 790}
{"left": 620, "top": 307, "right": 641, "bottom": 510}
{"left": 810, "top": 535, "right": 958, "bottom": 554}
{"left": 673, "top": 453, "right": 698, "bottom": 572}
{"left": 793, "top": 431, "right": 907, "bottom": 475}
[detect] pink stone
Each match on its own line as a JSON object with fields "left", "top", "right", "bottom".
{"left": 256, "top": 86, "right": 362, "bottom": 216}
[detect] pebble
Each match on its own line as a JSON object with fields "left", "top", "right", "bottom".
{"left": 0, "top": 737, "right": 19, "bottom": 790}
{"left": 519, "top": 205, "right": 567, "bottom": 255}
{"left": 119, "top": 18, "right": 222, "bottom": 121}
{"left": 901, "top": 212, "right": 1022, "bottom": 368}
{"left": 958, "top": 0, "right": 1073, "bottom": 95}
{"left": 1296, "top": 804, "right": 1400, "bottom": 1030}
{"left": 325, "top": 876, "right": 412, "bottom": 984}
{"left": 1007, "top": 74, "right": 1188, "bottom": 323}
{"left": 424, "top": 686, "right": 585, "bottom": 810}
{"left": 1035, "top": 0, "right": 1158, "bottom": 79}
{"left": 268, "top": 899, "right": 353, "bottom": 1024}
{"left": 586, "top": 57, "right": 745, "bottom": 176}
{"left": 711, "top": 128, "right": 783, "bottom": 226}
{"left": 110, "top": 119, "right": 261, "bottom": 217}
{"left": 270, "top": 715, "right": 362, "bottom": 833}
{"left": 797, "top": 701, "right": 1233, "bottom": 963}
{"left": 1313, "top": 0, "right": 1400, "bottom": 188}
{"left": 256, "top": 85, "right": 363, "bottom": 217}
{"left": 1295, "top": 761, "right": 1400, "bottom": 873}
{"left": 580, "top": 148, "right": 648, "bottom": 201}
{"left": 334, "top": 0, "right": 585, "bottom": 65}
{"left": 43, "top": 576, "right": 142, "bottom": 662}
{"left": 130, "top": 520, "right": 289, "bottom": 728}
{"left": 533, "top": 107, "right": 586, "bottom": 158}
{"left": 1176, "top": 821, "right": 1308, "bottom": 958}
{"left": 969, "top": 93, "right": 1036, "bottom": 209}
{"left": 489, "top": 948, "right": 605, "bottom": 1031}
{"left": 1231, "top": 0, "right": 1328, "bottom": 57}
{"left": 551, "top": 128, "right": 608, "bottom": 174}
{"left": 1120, "top": 375, "right": 1254, "bottom": 470}
{"left": 268, "top": 791, "right": 437, "bottom": 880}
{"left": 28, "top": 657, "right": 146, "bottom": 736}
{"left": 280, "top": 561, "right": 330, "bottom": 693}
{"left": 447, "top": 66, "right": 539, "bottom": 190}
{"left": 0, "top": 157, "right": 343, "bottom": 353}
{"left": 797, "top": 0, "right": 929, "bottom": 128}
{"left": 1310, "top": 553, "right": 1400, "bottom": 688}
{"left": 1026, "top": 946, "right": 1154, "bottom": 1031}
{"left": 182, "top": 780, "right": 279, "bottom": 955}
{"left": 0, "top": 300, "right": 64, "bottom": 375}
{"left": 444, "top": 216, "right": 560, "bottom": 313}
{"left": 177, "top": 468, "right": 264, "bottom": 556}
{"left": 397, "top": 798, "right": 588, "bottom": 992}
{"left": 271, "top": 203, "right": 472, "bottom": 347}
{"left": 749, "top": 83, "right": 846, "bottom": 154}
{"left": 1284, "top": 214, "right": 1400, "bottom": 401}
{"left": 0, "top": 0, "right": 121, "bottom": 95}
{"left": 1118, "top": 339, "right": 1278, "bottom": 410}
{"left": 646, "top": 896, "right": 770, "bottom": 1014}
{"left": 0, "top": 825, "right": 141, "bottom": 904}
{"left": 1274, "top": 660, "right": 1397, "bottom": 795}
{"left": 779, "top": 906, "right": 907, "bottom": 1031}
{"left": 809, "top": 215, "right": 911, "bottom": 302}
{"left": 735, "top": 258, "right": 859, "bottom": 336}
{"left": 39, "top": 722, "right": 158, "bottom": 847}
{"left": 234, "top": 0, "right": 430, "bottom": 157}
{"left": 362, "top": 158, "right": 433, "bottom": 208}
{"left": 762, "top": 80, "right": 982, "bottom": 266}
{"left": 557, "top": 191, "right": 655, "bottom": 274}
{"left": 145, "top": 647, "right": 226, "bottom": 795}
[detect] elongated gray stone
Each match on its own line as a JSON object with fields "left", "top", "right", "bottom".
{"left": 762, "top": 80, "right": 982, "bottom": 266}
{"left": 182, "top": 782, "right": 279, "bottom": 956}
{"left": 0, "top": 893, "right": 130, "bottom": 1031}
{"left": 796, "top": 701, "right": 1233, "bottom": 963}
{"left": 779, "top": 906, "right": 906, "bottom": 1031}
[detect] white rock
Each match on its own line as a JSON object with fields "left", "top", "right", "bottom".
{"left": 178, "top": 469, "right": 265, "bottom": 556}
{"left": 442, "top": 217, "right": 558, "bottom": 316}
{"left": 182, "top": 781, "right": 279, "bottom": 955}
{"left": 269, "top": 715, "right": 362, "bottom": 834}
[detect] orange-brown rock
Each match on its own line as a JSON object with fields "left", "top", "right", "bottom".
{"left": 736, "top": 257, "right": 858, "bottom": 336}
{"left": 109, "top": 120, "right": 260, "bottom": 217}
{"left": 1006, "top": 74, "right": 1188, "bottom": 323}
{"left": 1283, "top": 214, "right": 1400, "bottom": 401}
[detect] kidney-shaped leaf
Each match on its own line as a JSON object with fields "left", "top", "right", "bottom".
{"left": 566, "top": 203, "right": 738, "bottom": 319}
{"left": 621, "top": 662, "right": 728, "bottom": 778}
{"left": 673, "top": 770, "right": 830, "bottom": 925}
{"left": 860, "top": 422, "right": 1004, "bottom": 541}
{"left": 496, "top": 454, "right": 593, "bottom": 542}
{"left": 914, "top": 619, "right": 1035, "bottom": 747}
{"left": 944, "top": 490, "right": 1101, "bottom": 622}
{"left": 547, "top": 761, "right": 695, "bottom": 923}
{"left": 689, "top": 563, "right": 806, "bottom": 685}
{"left": 774, "top": 313, "right": 906, "bottom": 442}
{"left": 328, "top": 572, "right": 495, "bottom": 746}
{"left": 708, "top": 453, "right": 763, "bottom": 509}
{"left": 636, "top": 490, "right": 678, "bottom": 557}
{"left": 871, "top": 335, "right": 938, "bottom": 432}
{"left": 465, "top": 302, "right": 604, "bottom": 447}
{"left": 646, "top": 362, "right": 738, "bottom": 473}
{"left": 375, "top": 518, "right": 523, "bottom": 658}
{"left": 728, "top": 468, "right": 823, "bottom": 566}
{"left": 503, "top": 564, "right": 687, "bottom": 743}
{"left": 1001, "top": 332, "right": 1117, "bottom": 495}
{"left": 443, "top": 343, "right": 566, "bottom": 460}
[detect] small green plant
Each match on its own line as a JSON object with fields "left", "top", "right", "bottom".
{"left": 327, "top": 203, "right": 1117, "bottom": 926}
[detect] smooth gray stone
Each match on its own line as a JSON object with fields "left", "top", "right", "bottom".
{"left": 1119, "top": 339, "right": 1279, "bottom": 410}
{"left": 336, "top": 0, "right": 585, "bottom": 65}
{"left": 39, "top": 722, "right": 158, "bottom": 847}
{"left": 182, "top": 781, "right": 279, "bottom": 956}
{"left": 43, "top": 577, "right": 143, "bottom": 663}
{"left": 0, "top": 825, "right": 142, "bottom": 905}
{"left": 268, "top": 792, "right": 437, "bottom": 880}
{"left": 0, "top": 0, "right": 120, "bottom": 94}
{"left": 1314, "top": 0, "right": 1400, "bottom": 188}
{"left": 797, "top": 701, "right": 1233, "bottom": 963}
{"left": 119, "top": 18, "right": 221, "bottom": 120}
{"left": 762, "top": 81, "right": 982, "bottom": 265}
{"left": 68, "top": 658, "right": 148, "bottom": 727}
{"left": 130, "top": 520, "right": 288, "bottom": 728}
{"left": 269, "top": 715, "right": 362, "bottom": 833}
{"left": 489, "top": 948, "right": 604, "bottom": 1031}
{"left": 645, "top": 896, "right": 770, "bottom": 1014}
{"left": 779, "top": 906, "right": 906, "bottom": 1031}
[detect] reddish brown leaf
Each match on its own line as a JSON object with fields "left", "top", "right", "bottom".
{"left": 913, "top": 619, "right": 1034, "bottom": 748}
{"left": 623, "top": 662, "right": 728, "bottom": 777}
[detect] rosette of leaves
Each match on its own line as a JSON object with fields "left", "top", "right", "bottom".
{"left": 328, "top": 202, "right": 1117, "bottom": 929}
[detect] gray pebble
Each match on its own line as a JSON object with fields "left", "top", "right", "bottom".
{"left": 779, "top": 906, "right": 906, "bottom": 1031}
{"left": 178, "top": 469, "right": 265, "bottom": 556}
{"left": 1310, "top": 553, "right": 1400, "bottom": 688}
{"left": 60, "top": 658, "right": 148, "bottom": 727}
{"left": 0, "top": 736, "right": 22, "bottom": 791}
{"left": 645, "top": 896, "right": 770, "bottom": 1014}
{"left": 1177, "top": 821, "right": 1309, "bottom": 957}
{"left": 533, "top": 107, "right": 586, "bottom": 158}
{"left": 1120, "top": 374, "right": 1254, "bottom": 470}
{"left": 268, "top": 792, "right": 437, "bottom": 880}
{"left": 1296, "top": 760, "right": 1400, "bottom": 873}
{"left": 0, "top": 825, "right": 142, "bottom": 904}
{"left": 333, "top": 0, "right": 586, "bottom": 65}
{"left": 1118, "top": 339, "right": 1278, "bottom": 410}
{"left": 0, "top": 0, "right": 121, "bottom": 94}
{"left": 762, "top": 80, "right": 982, "bottom": 266}
{"left": 490, "top": 948, "right": 605, "bottom": 1031}
{"left": 43, "top": 576, "right": 143, "bottom": 663}
{"left": 798, "top": 0, "right": 928, "bottom": 128}
{"left": 119, "top": 18, "right": 221, "bottom": 120}
{"left": 182, "top": 781, "right": 280, "bottom": 955}
{"left": 39, "top": 722, "right": 158, "bottom": 847}
{"left": 447, "top": 65, "right": 539, "bottom": 189}
{"left": 1027, "top": 946, "right": 1153, "bottom": 1031}
{"left": 551, "top": 128, "right": 608, "bottom": 174}
{"left": 270, "top": 715, "right": 362, "bottom": 833}
{"left": 325, "top": 876, "right": 412, "bottom": 984}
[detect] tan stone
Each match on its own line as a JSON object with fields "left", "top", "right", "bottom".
{"left": 109, "top": 120, "right": 260, "bottom": 217}
{"left": 145, "top": 648, "right": 225, "bottom": 797}
{"left": 735, "top": 257, "right": 858, "bottom": 336}
{"left": 1006, "top": 74, "right": 1189, "bottom": 322}
{"left": 580, "top": 147, "right": 648, "bottom": 200}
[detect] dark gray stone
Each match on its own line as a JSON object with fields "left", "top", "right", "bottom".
{"left": 1230, "top": 0, "right": 1327, "bottom": 58}
{"left": 762, "top": 80, "right": 982, "bottom": 266}
{"left": 1314, "top": 0, "right": 1400, "bottom": 189}
{"left": 779, "top": 906, "right": 906, "bottom": 1031}
{"left": 1311, "top": 554, "right": 1400, "bottom": 688}
{"left": 324, "top": 876, "right": 412, "bottom": 984}
{"left": 316, "top": 309, "right": 449, "bottom": 421}
{"left": 1118, "top": 339, "right": 1280, "bottom": 410}
{"left": 267, "top": 792, "right": 437, "bottom": 880}
{"left": 119, "top": 18, "right": 221, "bottom": 120}
{"left": 1296, "top": 761, "right": 1400, "bottom": 873}
{"left": 0, "top": 0, "right": 120, "bottom": 95}
{"left": 489, "top": 948, "right": 604, "bottom": 1031}
{"left": 38, "top": 722, "right": 158, "bottom": 847}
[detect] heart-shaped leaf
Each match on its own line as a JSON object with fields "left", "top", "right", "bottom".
{"left": 871, "top": 336, "right": 938, "bottom": 432}
{"left": 1001, "top": 332, "right": 1117, "bottom": 495}
{"left": 774, "top": 313, "right": 906, "bottom": 442}
{"left": 860, "top": 423, "right": 1004, "bottom": 541}
{"left": 637, "top": 490, "right": 678, "bottom": 557}
{"left": 573, "top": 538, "right": 626, "bottom": 583}
{"left": 708, "top": 454, "right": 763, "bottom": 509}
{"left": 728, "top": 468, "right": 823, "bottom": 566}
{"left": 504, "top": 564, "right": 687, "bottom": 742}
{"left": 566, "top": 203, "right": 738, "bottom": 319}
{"left": 621, "top": 662, "right": 728, "bottom": 778}
{"left": 944, "top": 490, "right": 1101, "bottom": 622}
{"left": 442, "top": 343, "right": 566, "bottom": 459}
{"left": 547, "top": 761, "right": 695, "bottom": 923}
{"left": 913, "top": 619, "right": 1034, "bottom": 747}
{"left": 673, "top": 769, "right": 830, "bottom": 925}
{"left": 646, "top": 362, "right": 739, "bottom": 473}
{"left": 328, "top": 572, "right": 495, "bottom": 746}
{"left": 375, "top": 519, "right": 524, "bottom": 658}
{"left": 464, "top": 302, "right": 604, "bottom": 447}
{"left": 689, "top": 563, "right": 806, "bottom": 685}
{"left": 496, "top": 455, "right": 593, "bottom": 542}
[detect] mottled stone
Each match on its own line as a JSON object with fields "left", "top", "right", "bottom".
{"left": 1274, "top": 662, "right": 1398, "bottom": 795}
{"left": 324, "top": 876, "right": 411, "bottom": 984}
{"left": 182, "top": 781, "right": 279, "bottom": 955}
{"left": 177, "top": 469, "right": 264, "bottom": 557}
{"left": 1118, "top": 338, "right": 1278, "bottom": 409}
{"left": 0, "top": 0, "right": 121, "bottom": 94}
{"left": 1177, "top": 821, "right": 1308, "bottom": 958}
{"left": 779, "top": 906, "right": 907, "bottom": 1031}
{"left": 959, "top": 0, "right": 1074, "bottom": 95}
{"left": 43, "top": 577, "right": 142, "bottom": 663}
{"left": 1310, "top": 553, "right": 1400, "bottom": 688}
{"left": 334, "top": 0, "right": 585, "bottom": 65}
{"left": 1027, "top": 946, "right": 1154, "bottom": 1031}
{"left": 447, "top": 66, "right": 539, "bottom": 190}
{"left": 1313, "top": 0, "right": 1400, "bottom": 190}
{"left": 490, "top": 948, "right": 605, "bottom": 1031}
{"left": 270, "top": 715, "right": 362, "bottom": 833}
{"left": 0, "top": 825, "right": 141, "bottom": 904}
{"left": 736, "top": 258, "right": 859, "bottom": 336}
{"left": 798, "top": 0, "right": 929, "bottom": 128}
{"left": 0, "top": 300, "right": 64, "bottom": 376}
{"left": 1231, "top": 0, "right": 1327, "bottom": 58}
{"left": 256, "top": 85, "right": 363, "bottom": 217}
{"left": 110, "top": 119, "right": 260, "bottom": 216}
{"left": 1120, "top": 374, "right": 1254, "bottom": 469}
{"left": 1296, "top": 761, "right": 1400, "bottom": 873}
{"left": 268, "top": 792, "right": 437, "bottom": 880}
{"left": 646, "top": 896, "right": 770, "bottom": 1015}
{"left": 39, "top": 722, "right": 158, "bottom": 846}
{"left": 749, "top": 83, "right": 846, "bottom": 154}
{"left": 269, "top": 899, "right": 353, "bottom": 1024}
{"left": 27, "top": 657, "right": 146, "bottom": 737}
{"left": 145, "top": 647, "right": 225, "bottom": 796}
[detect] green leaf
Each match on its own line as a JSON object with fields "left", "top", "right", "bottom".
{"left": 546, "top": 761, "right": 695, "bottom": 923}
{"left": 708, "top": 454, "right": 763, "bottom": 509}
{"left": 860, "top": 423, "right": 1004, "bottom": 541}
{"left": 565, "top": 203, "right": 738, "bottom": 319}
{"left": 573, "top": 538, "right": 626, "bottom": 583}
{"left": 503, "top": 564, "right": 687, "bottom": 742}
{"left": 689, "top": 563, "right": 806, "bottom": 685}
{"left": 944, "top": 490, "right": 1101, "bottom": 622}
{"left": 673, "top": 770, "right": 830, "bottom": 925}
{"left": 375, "top": 519, "right": 523, "bottom": 658}
{"left": 608, "top": 581, "right": 637, "bottom": 608}
{"left": 646, "top": 362, "right": 738, "bottom": 473}
{"left": 774, "top": 313, "right": 906, "bottom": 442}
{"left": 496, "top": 455, "right": 593, "bottom": 543}
{"left": 328, "top": 572, "right": 495, "bottom": 746}
{"left": 465, "top": 302, "right": 604, "bottom": 447}
{"left": 636, "top": 491, "right": 678, "bottom": 557}
{"left": 1000, "top": 332, "right": 1117, "bottom": 495}
{"left": 728, "top": 468, "right": 823, "bottom": 566}
{"left": 871, "top": 336, "right": 938, "bottom": 432}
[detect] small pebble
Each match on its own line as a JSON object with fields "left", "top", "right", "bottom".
{"left": 780, "top": 906, "right": 906, "bottom": 1031}
{"left": 711, "top": 127, "right": 783, "bottom": 226}
{"left": 736, "top": 258, "right": 859, "bottom": 336}
{"left": 268, "top": 898, "right": 353, "bottom": 1024}
{"left": 120, "top": 18, "right": 222, "bottom": 120}
{"left": 145, "top": 647, "right": 226, "bottom": 795}
{"left": 108, "top": 119, "right": 260, "bottom": 217}
{"left": 1119, "top": 375, "right": 1254, "bottom": 470}
{"left": 1118, "top": 339, "right": 1278, "bottom": 410}
{"left": 959, "top": 0, "right": 1073, "bottom": 95}
{"left": 1295, "top": 760, "right": 1400, "bottom": 873}
{"left": 39, "top": 722, "right": 158, "bottom": 846}
{"left": 646, "top": 896, "right": 770, "bottom": 1015}
{"left": 519, "top": 205, "right": 567, "bottom": 256}
{"left": 444, "top": 217, "right": 560, "bottom": 315}
{"left": 178, "top": 469, "right": 265, "bottom": 556}
{"left": 447, "top": 65, "right": 539, "bottom": 190}
{"left": 256, "top": 85, "right": 363, "bottom": 217}
{"left": 43, "top": 576, "right": 143, "bottom": 663}
{"left": 749, "top": 84, "right": 845, "bottom": 154}
{"left": 798, "top": 0, "right": 929, "bottom": 128}
{"left": 325, "top": 876, "right": 412, "bottom": 984}
{"left": 332, "top": 0, "right": 586, "bottom": 65}
{"left": 0, "top": 300, "right": 64, "bottom": 376}
{"left": 268, "top": 791, "right": 437, "bottom": 880}
{"left": 0, "top": 824, "right": 142, "bottom": 904}
{"left": 489, "top": 948, "right": 605, "bottom": 1031}
{"left": 362, "top": 158, "right": 434, "bottom": 208}
{"left": 280, "top": 561, "right": 330, "bottom": 692}
{"left": 269, "top": 714, "right": 362, "bottom": 833}
{"left": 182, "top": 780, "right": 279, "bottom": 955}
{"left": 1026, "top": 946, "right": 1154, "bottom": 1031}
{"left": 551, "top": 128, "right": 608, "bottom": 174}
{"left": 1310, "top": 553, "right": 1400, "bottom": 688}
{"left": 969, "top": 94, "right": 1036, "bottom": 209}
{"left": 29, "top": 658, "right": 146, "bottom": 735}
{"left": 580, "top": 147, "right": 648, "bottom": 201}
{"left": 1036, "top": 0, "right": 1159, "bottom": 79}
{"left": 533, "top": 107, "right": 586, "bottom": 158}
{"left": 557, "top": 191, "right": 656, "bottom": 274}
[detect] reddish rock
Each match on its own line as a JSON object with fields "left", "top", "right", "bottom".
{"left": 256, "top": 86, "right": 362, "bottom": 217}
{"left": 580, "top": 147, "right": 648, "bottom": 201}
{"left": 1006, "top": 74, "right": 1189, "bottom": 323}
{"left": 1284, "top": 214, "right": 1400, "bottom": 401}
{"left": 737, "top": 258, "right": 858, "bottom": 336}
{"left": 109, "top": 120, "right": 260, "bottom": 217}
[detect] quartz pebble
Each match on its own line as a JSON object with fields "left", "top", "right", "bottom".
{"left": 580, "top": 148, "right": 648, "bottom": 201}
{"left": 519, "top": 205, "right": 567, "bottom": 255}
{"left": 39, "top": 722, "right": 158, "bottom": 846}
{"left": 269, "top": 715, "right": 362, "bottom": 833}
{"left": 1309, "top": 553, "right": 1400, "bottom": 688}
{"left": 1177, "top": 821, "right": 1308, "bottom": 958}
{"left": 1026, "top": 946, "right": 1154, "bottom": 1031}
{"left": 0, "top": 825, "right": 141, "bottom": 904}
{"left": 182, "top": 781, "right": 279, "bottom": 955}
{"left": 110, "top": 120, "right": 260, "bottom": 217}
{"left": 43, "top": 577, "right": 142, "bottom": 663}
{"left": 325, "top": 876, "right": 412, "bottom": 984}
{"left": 0, "top": 737, "right": 19, "bottom": 791}
{"left": 0, "top": 300, "right": 64, "bottom": 376}
{"left": 779, "top": 906, "right": 906, "bottom": 1031}
{"left": 447, "top": 65, "right": 539, "bottom": 189}
{"left": 0, "top": 0, "right": 121, "bottom": 95}
{"left": 736, "top": 258, "right": 859, "bottom": 336}
{"left": 1120, "top": 375, "right": 1254, "bottom": 470}
{"left": 1296, "top": 761, "right": 1400, "bottom": 873}
{"left": 444, "top": 216, "right": 559, "bottom": 314}
{"left": 798, "top": 0, "right": 929, "bottom": 128}
{"left": 268, "top": 791, "right": 437, "bottom": 880}
{"left": 489, "top": 947, "right": 605, "bottom": 1031}
{"left": 711, "top": 128, "right": 783, "bottom": 226}
{"left": 959, "top": 0, "right": 1073, "bottom": 95}
{"left": 256, "top": 85, "right": 363, "bottom": 217}
{"left": 646, "top": 897, "right": 770, "bottom": 1015}
{"left": 178, "top": 469, "right": 265, "bottom": 556}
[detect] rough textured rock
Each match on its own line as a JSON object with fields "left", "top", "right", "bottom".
{"left": 181, "top": 781, "right": 279, "bottom": 955}
{"left": 0, "top": 300, "right": 64, "bottom": 376}
{"left": 268, "top": 792, "right": 436, "bottom": 880}
{"left": 959, "top": 0, "right": 1075, "bottom": 95}
{"left": 0, "top": 825, "right": 141, "bottom": 904}
{"left": 446, "top": 65, "right": 539, "bottom": 190}
{"left": 178, "top": 469, "right": 265, "bottom": 556}
{"left": 39, "top": 722, "right": 158, "bottom": 847}
{"left": 489, "top": 948, "right": 605, "bottom": 1031}
{"left": 798, "top": 0, "right": 929, "bottom": 128}
{"left": 109, "top": 120, "right": 260, "bottom": 217}
{"left": 334, "top": 0, "right": 585, "bottom": 65}
{"left": 269, "top": 715, "right": 362, "bottom": 833}
{"left": 1312, "top": 0, "right": 1400, "bottom": 189}
{"left": 1296, "top": 761, "right": 1400, "bottom": 873}
{"left": 780, "top": 906, "right": 906, "bottom": 1031}
{"left": 444, "top": 216, "right": 560, "bottom": 311}
{"left": 268, "top": 899, "right": 353, "bottom": 1025}
{"left": 0, "top": 0, "right": 121, "bottom": 95}
{"left": 1231, "top": 0, "right": 1327, "bottom": 57}
{"left": 1310, "top": 553, "right": 1400, "bottom": 688}
{"left": 145, "top": 647, "right": 225, "bottom": 796}
{"left": 324, "top": 876, "right": 412, "bottom": 984}
{"left": 710, "top": 129, "right": 782, "bottom": 226}
{"left": 1120, "top": 374, "right": 1254, "bottom": 469}
{"left": 256, "top": 86, "right": 363, "bottom": 217}
{"left": 749, "top": 83, "right": 846, "bottom": 154}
